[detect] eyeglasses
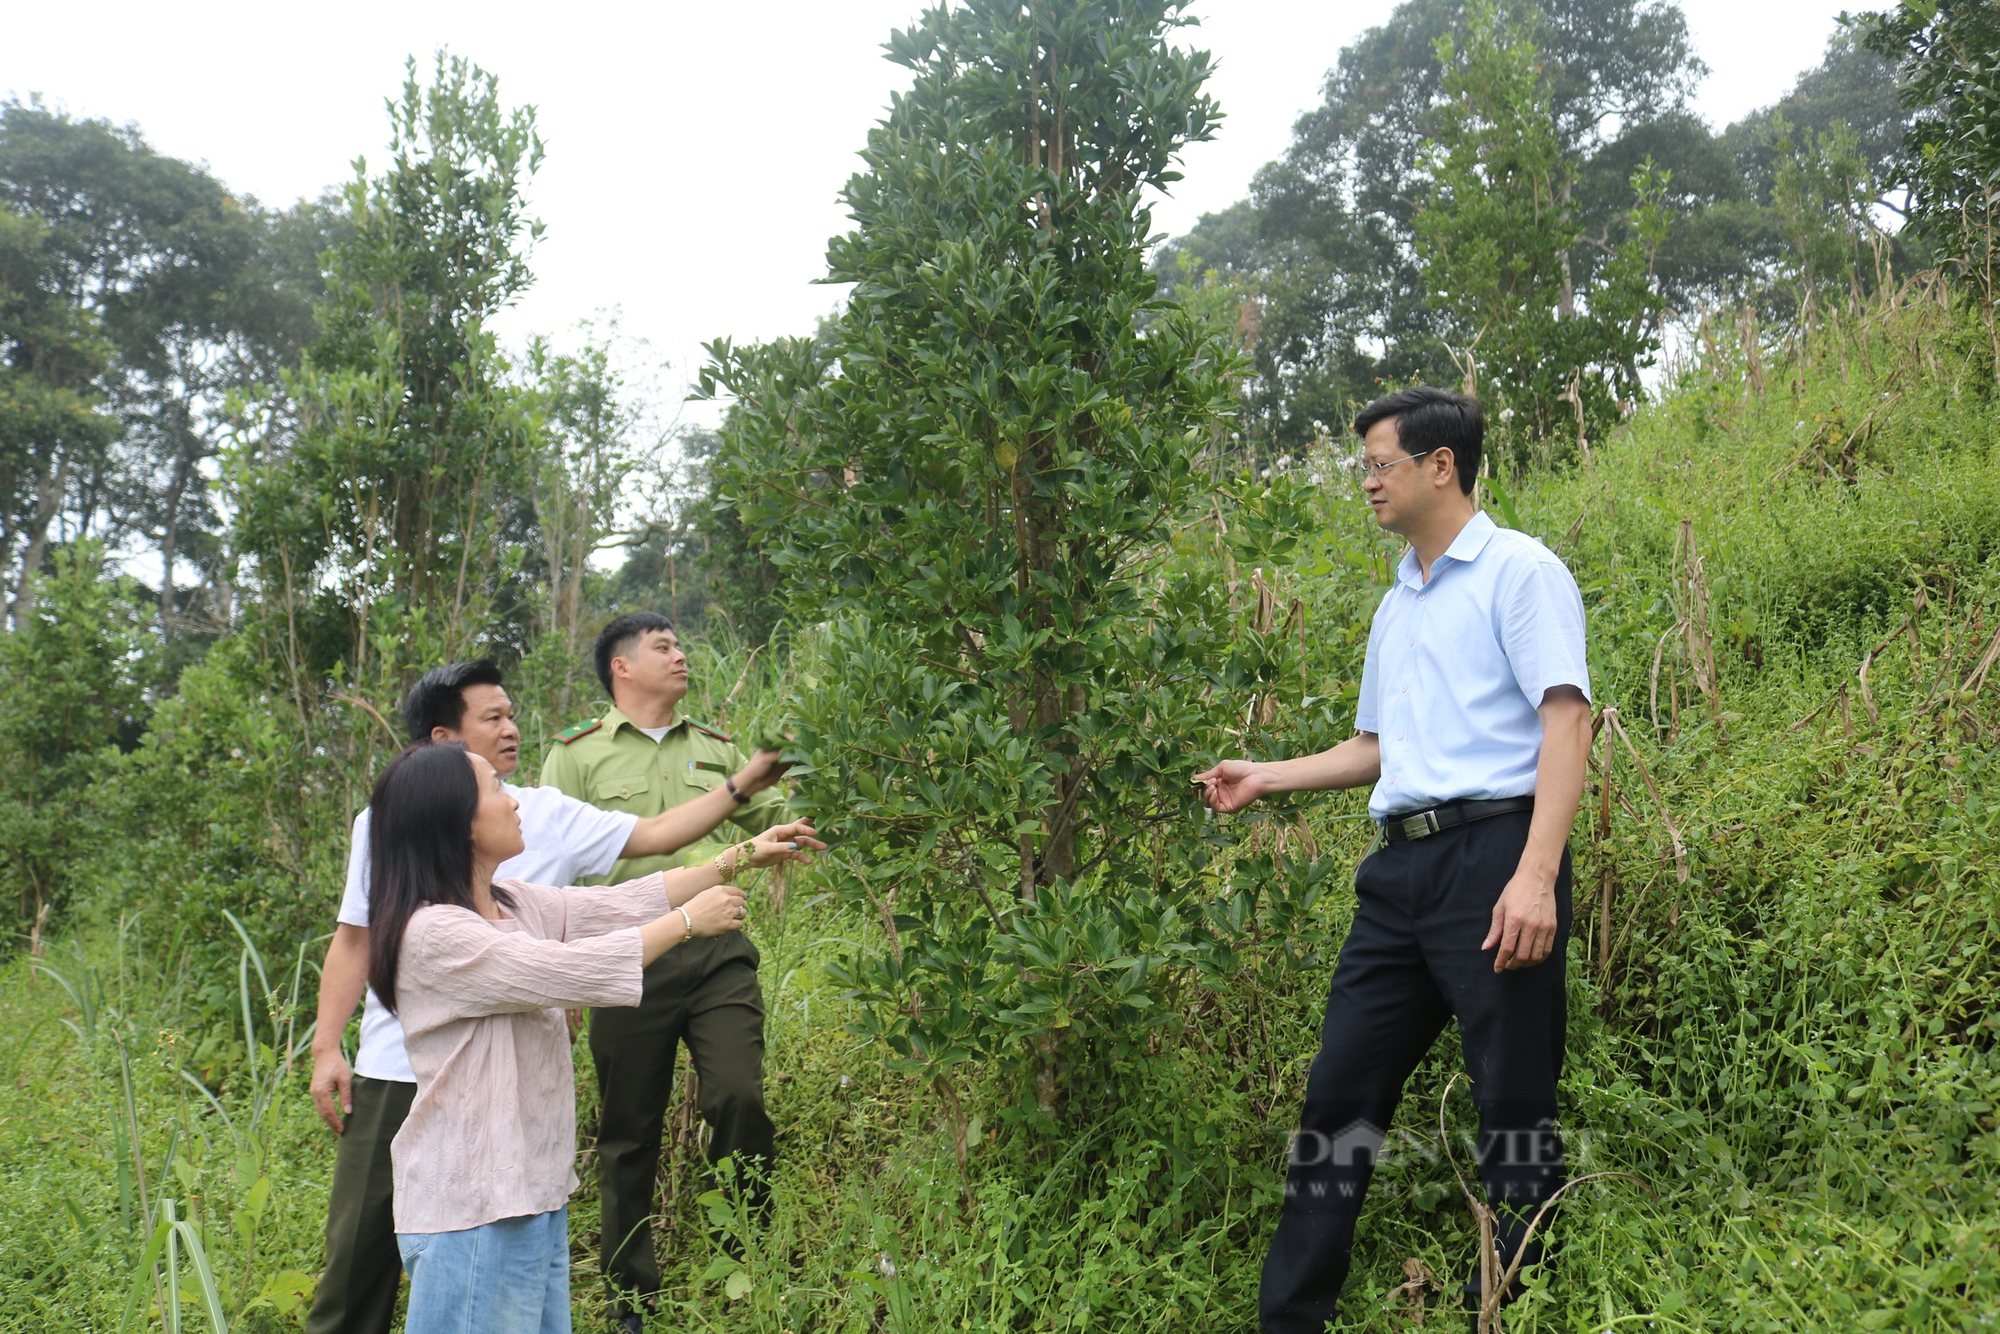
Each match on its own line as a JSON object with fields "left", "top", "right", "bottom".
{"left": 1344, "top": 449, "right": 1433, "bottom": 480}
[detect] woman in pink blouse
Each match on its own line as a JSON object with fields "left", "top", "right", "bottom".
{"left": 364, "top": 741, "right": 821, "bottom": 1334}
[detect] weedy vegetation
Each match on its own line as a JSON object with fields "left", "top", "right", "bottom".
{"left": 5, "top": 1, "right": 2000, "bottom": 1330}
{"left": 7, "top": 277, "right": 2000, "bottom": 1331}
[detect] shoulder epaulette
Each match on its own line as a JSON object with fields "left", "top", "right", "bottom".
{"left": 685, "top": 718, "right": 733, "bottom": 743}
{"left": 553, "top": 720, "right": 602, "bottom": 745}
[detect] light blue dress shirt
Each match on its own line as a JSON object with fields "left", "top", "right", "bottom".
{"left": 1355, "top": 510, "right": 1590, "bottom": 821}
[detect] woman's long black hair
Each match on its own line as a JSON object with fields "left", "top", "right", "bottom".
{"left": 366, "top": 742, "right": 515, "bottom": 1013}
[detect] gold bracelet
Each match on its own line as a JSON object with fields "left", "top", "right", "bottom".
{"left": 715, "top": 840, "right": 751, "bottom": 885}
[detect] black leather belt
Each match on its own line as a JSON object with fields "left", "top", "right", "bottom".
{"left": 1381, "top": 796, "right": 1535, "bottom": 841}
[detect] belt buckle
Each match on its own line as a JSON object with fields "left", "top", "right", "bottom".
{"left": 1397, "top": 810, "right": 1437, "bottom": 840}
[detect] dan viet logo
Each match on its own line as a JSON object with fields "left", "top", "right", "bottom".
{"left": 1288, "top": 1119, "right": 1389, "bottom": 1169}
{"left": 1282, "top": 1118, "right": 1578, "bottom": 1202}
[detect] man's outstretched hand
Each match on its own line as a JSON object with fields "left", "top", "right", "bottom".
{"left": 1193, "top": 759, "right": 1272, "bottom": 814}
{"left": 735, "top": 748, "right": 791, "bottom": 795}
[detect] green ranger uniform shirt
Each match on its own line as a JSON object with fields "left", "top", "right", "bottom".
{"left": 537, "top": 705, "right": 784, "bottom": 885}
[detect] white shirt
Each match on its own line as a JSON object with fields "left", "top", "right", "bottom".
{"left": 1355, "top": 510, "right": 1590, "bottom": 821}
{"left": 336, "top": 784, "right": 640, "bottom": 1082}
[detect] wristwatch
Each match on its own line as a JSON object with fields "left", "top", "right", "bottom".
{"left": 724, "top": 775, "right": 750, "bottom": 805}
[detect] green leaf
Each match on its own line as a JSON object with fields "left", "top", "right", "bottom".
{"left": 244, "top": 1175, "right": 271, "bottom": 1218}
{"left": 169, "top": 1218, "right": 231, "bottom": 1334}
{"left": 1483, "top": 472, "right": 1524, "bottom": 531}
{"left": 261, "top": 1269, "right": 317, "bottom": 1315}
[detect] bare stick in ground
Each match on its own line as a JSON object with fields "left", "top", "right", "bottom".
{"left": 1438, "top": 1074, "right": 1652, "bottom": 1333}
{"left": 933, "top": 1071, "right": 972, "bottom": 1195}
{"left": 1387, "top": 1256, "right": 1434, "bottom": 1325}
{"left": 1958, "top": 620, "right": 2000, "bottom": 697}
{"left": 1858, "top": 642, "right": 1884, "bottom": 726}
{"left": 1675, "top": 520, "right": 1723, "bottom": 740}
{"left": 1596, "top": 709, "right": 1618, "bottom": 978}
{"left": 1648, "top": 624, "right": 1680, "bottom": 742}
{"left": 716, "top": 644, "right": 763, "bottom": 731}
{"left": 1604, "top": 712, "right": 1688, "bottom": 886}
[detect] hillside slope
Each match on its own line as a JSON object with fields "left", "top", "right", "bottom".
{"left": 2, "top": 290, "right": 1996, "bottom": 1332}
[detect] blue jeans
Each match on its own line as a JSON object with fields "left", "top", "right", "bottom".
{"left": 398, "top": 1205, "right": 570, "bottom": 1334}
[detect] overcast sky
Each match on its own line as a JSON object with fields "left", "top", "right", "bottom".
{"left": 7, "top": 0, "right": 1855, "bottom": 428}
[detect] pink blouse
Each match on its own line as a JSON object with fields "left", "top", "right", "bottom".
{"left": 388, "top": 874, "right": 671, "bottom": 1234}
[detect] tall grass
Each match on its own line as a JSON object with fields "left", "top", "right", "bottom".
{"left": 0, "top": 915, "right": 325, "bottom": 1331}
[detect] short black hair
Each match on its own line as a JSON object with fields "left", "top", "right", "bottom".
{"left": 594, "top": 612, "right": 676, "bottom": 695}
{"left": 401, "top": 660, "right": 506, "bottom": 741}
{"left": 1353, "top": 387, "right": 1483, "bottom": 495}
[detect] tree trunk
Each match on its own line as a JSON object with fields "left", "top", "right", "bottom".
{"left": 1011, "top": 447, "right": 1042, "bottom": 902}
{"left": 1011, "top": 431, "right": 1066, "bottom": 1120}
{"left": 159, "top": 427, "right": 196, "bottom": 633}
{"left": 1557, "top": 177, "right": 1577, "bottom": 321}
{"left": 1014, "top": 439, "right": 1080, "bottom": 890}
{"left": 8, "top": 458, "right": 66, "bottom": 629}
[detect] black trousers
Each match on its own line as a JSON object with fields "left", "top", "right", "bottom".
{"left": 590, "top": 932, "right": 775, "bottom": 1311}
{"left": 1260, "top": 811, "right": 1571, "bottom": 1334}
{"left": 306, "top": 1074, "right": 416, "bottom": 1334}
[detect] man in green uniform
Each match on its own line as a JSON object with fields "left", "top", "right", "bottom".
{"left": 539, "top": 612, "right": 788, "bottom": 1333}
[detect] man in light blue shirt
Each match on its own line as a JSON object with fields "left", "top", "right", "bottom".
{"left": 1197, "top": 386, "right": 1593, "bottom": 1332}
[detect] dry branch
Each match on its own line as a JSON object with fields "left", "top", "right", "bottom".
{"left": 1596, "top": 709, "right": 1618, "bottom": 974}
{"left": 1960, "top": 621, "right": 2000, "bottom": 697}
{"left": 1437, "top": 1073, "right": 1654, "bottom": 1333}
{"left": 1605, "top": 712, "right": 1688, "bottom": 885}
{"left": 332, "top": 692, "right": 402, "bottom": 749}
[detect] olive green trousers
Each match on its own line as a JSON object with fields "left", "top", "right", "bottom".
{"left": 306, "top": 1074, "right": 415, "bottom": 1334}
{"left": 590, "top": 933, "right": 775, "bottom": 1312}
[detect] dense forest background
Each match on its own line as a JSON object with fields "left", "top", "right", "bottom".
{"left": 4, "top": 0, "right": 2000, "bottom": 1330}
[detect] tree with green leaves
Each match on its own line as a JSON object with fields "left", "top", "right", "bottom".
{"left": 1725, "top": 29, "right": 1908, "bottom": 214}
{"left": 512, "top": 334, "right": 642, "bottom": 728}
{"left": 0, "top": 202, "right": 119, "bottom": 629}
{"left": 706, "top": 0, "right": 1308, "bottom": 1115}
{"left": 1158, "top": 6, "right": 1921, "bottom": 462}
{"left": 1160, "top": 0, "right": 1703, "bottom": 456}
{"left": 1866, "top": 0, "right": 2000, "bottom": 371}
{"left": 0, "top": 100, "right": 326, "bottom": 638}
{"left": 116, "top": 197, "right": 330, "bottom": 646}
{"left": 613, "top": 423, "right": 786, "bottom": 644}
{"left": 1766, "top": 111, "right": 1892, "bottom": 315}
{"left": 1413, "top": 3, "right": 1670, "bottom": 456}
{"left": 0, "top": 541, "right": 149, "bottom": 928}
{"left": 229, "top": 52, "right": 546, "bottom": 715}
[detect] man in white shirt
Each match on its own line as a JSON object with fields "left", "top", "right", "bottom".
{"left": 303, "top": 659, "right": 785, "bottom": 1334}
{"left": 1196, "top": 387, "right": 1593, "bottom": 1332}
